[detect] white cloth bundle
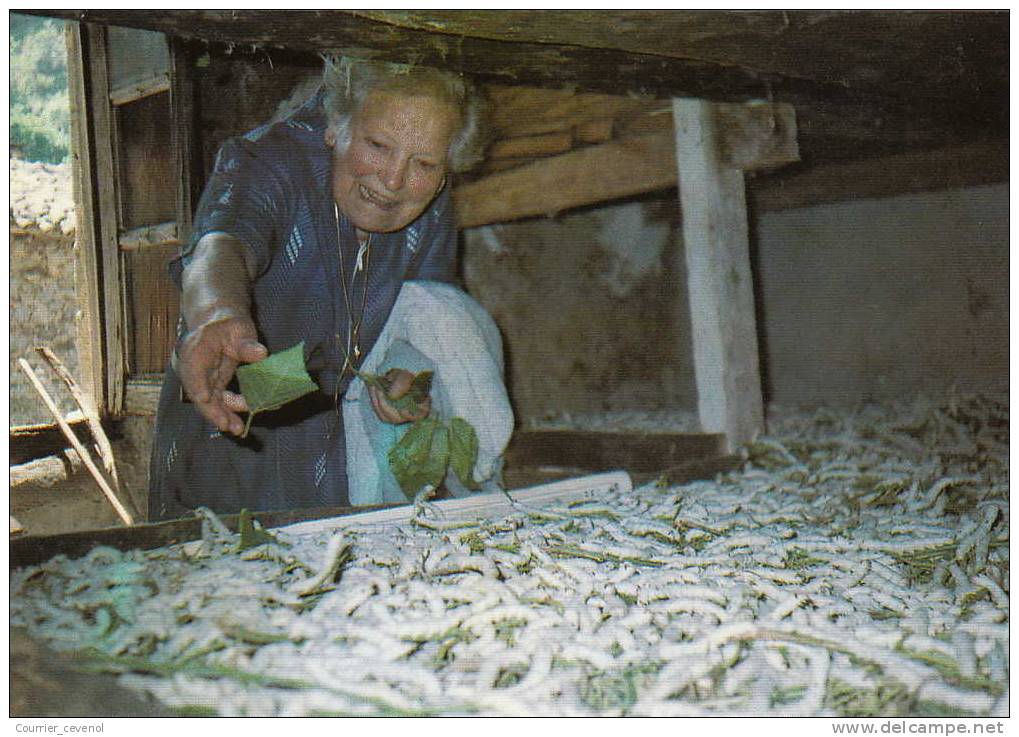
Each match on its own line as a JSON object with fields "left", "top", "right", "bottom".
{"left": 343, "top": 281, "right": 515, "bottom": 505}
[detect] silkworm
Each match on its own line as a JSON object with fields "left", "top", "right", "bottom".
{"left": 9, "top": 390, "right": 1008, "bottom": 716}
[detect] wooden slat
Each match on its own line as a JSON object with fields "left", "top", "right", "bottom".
{"left": 35, "top": 347, "right": 121, "bottom": 492}
{"left": 673, "top": 98, "right": 765, "bottom": 451}
{"left": 11, "top": 453, "right": 84, "bottom": 489}
{"left": 169, "top": 36, "right": 201, "bottom": 242}
{"left": 714, "top": 102, "right": 799, "bottom": 171}
{"left": 115, "top": 92, "right": 176, "bottom": 230}
{"left": 454, "top": 131, "right": 678, "bottom": 228}
{"left": 118, "top": 221, "right": 179, "bottom": 251}
{"left": 574, "top": 118, "right": 614, "bottom": 145}
{"left": 457, "top": 101, "right": 799, "bottom": 228}
{"left": 124, "top": 244, "right": 180, "bottom": 374}
{"left": 65, "top": 23, "right": 106, "bottom": 414}
{"left": 84, "top": 23, "right": 127, "bottom": 416}
{"left": 485, "top": 85, "right": 661, "bottom": 140}
{"left": 108, "top": 72, "right": 170, "bottom": 106}
{"left": 488, "top": 131, "right": 575, "bottom": 160}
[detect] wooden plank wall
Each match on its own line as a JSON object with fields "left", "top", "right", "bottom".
{"left": 123, "top": 244, "right": 180, "bottom": 375}
{"left": 115, "top": 93, "right": 176, "bottom": 230}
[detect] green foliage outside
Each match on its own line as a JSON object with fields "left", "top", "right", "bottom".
{"left": 10, "top": 13, "right": 70, "bottom": 164}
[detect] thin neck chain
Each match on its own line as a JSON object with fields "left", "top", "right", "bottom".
{"left": 334, "top": 203, "right": 372, "bottom": 384}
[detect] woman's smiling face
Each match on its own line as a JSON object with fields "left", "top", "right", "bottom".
{"left": 331, "top": 90, "right": 458, "bottom": 234}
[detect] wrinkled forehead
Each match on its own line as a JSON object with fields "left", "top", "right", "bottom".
{"left": 356, "top": 81, "right": 462, "bottom": 125}
{"left": 354, "top": 90, "right": 460, "bottom": 149}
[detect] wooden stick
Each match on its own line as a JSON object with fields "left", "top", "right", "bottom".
{"left": 11, "top": 516, "right": 25, "bottom": 535}
{"left": 280, "top": 470, "right": 633, "bottom": 537}
{"left": 17, "top": 359, "right": 135, "bottom": 526}
{"left": 35, "top": 347, "right": 121, "bottom": 491}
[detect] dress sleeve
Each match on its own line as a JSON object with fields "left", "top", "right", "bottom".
{"left": 409, "top": 185, "right": 458, "bottom": 284}
{"left": 169, "top": 136, "right": 289, "bottom": 286}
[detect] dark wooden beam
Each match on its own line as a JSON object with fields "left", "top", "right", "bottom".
{"left": 750, "top": 140, "right": 1010, "bottom": 212}
{"left": 351, "top": 10, "right": 1006, "bottom": 109}
{"left": 10, "top": 421, "right": 94, "bottom": 466}
{"left": 31, "top": 10, "right": 1001, "bottom": 135}
{"left": 505, "top": 430, "right": 726, "bottom": 475}
{"left": 31, "top": 10, "right": 1005, "bottom": 166}
{"left": 502, "top": 429, "right": 734, "bottom": 490}
{"left": 9, "top": 503, "right": 400, "bottom": 569}
{"left": 33, "top": 10, "right": 784, "bottom": 101}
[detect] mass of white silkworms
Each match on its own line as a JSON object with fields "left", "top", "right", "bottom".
{"left": 9, "top": 391, "right": 1008, "bottom": 716}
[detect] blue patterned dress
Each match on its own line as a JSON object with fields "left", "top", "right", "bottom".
{"left": 148, "top": 91, "right": 457, "bottom": 520}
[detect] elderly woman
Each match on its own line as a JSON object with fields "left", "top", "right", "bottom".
{"left": 148, "top": 58, "right": 501, "bottom": 520}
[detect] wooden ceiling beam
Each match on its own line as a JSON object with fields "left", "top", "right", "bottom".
{"left": 28, "top": 10, "right": 977, "bottom": 128}
{"left": 26, "top": 10, "right": 1005, "bottom": 167}
{"left": 455, "top": 132, "right": 678, "bottom": 228}
{"left": 33, "top": 10, "right": 785, "bottom": 101}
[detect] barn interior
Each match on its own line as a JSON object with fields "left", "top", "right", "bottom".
{"left": 9, "top": 10, "right": 1009, "bottom": 718}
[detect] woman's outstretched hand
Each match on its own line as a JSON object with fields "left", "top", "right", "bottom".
{"left": 177, "top": 314, "right": 267, "bottom": 436}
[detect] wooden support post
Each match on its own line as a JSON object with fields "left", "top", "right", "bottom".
{"left": 673, "top": 98, "right": 765, "bottom": 452}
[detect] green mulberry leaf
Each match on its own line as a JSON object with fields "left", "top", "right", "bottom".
{"left": 448, "top": 416, "right": 480, "bottom": 490}
{"left": 236, "top": 342, "right": 319, "bottom": 437}
{"left": 235, "top": 508, "right": 287, "bottom": 551}
{"left": 388, "top": 416, "right": 450, "bottom": 498}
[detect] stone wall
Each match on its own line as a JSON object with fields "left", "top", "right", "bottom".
{"left": 9, "top": 229, "right": 81, "bottom": 426}
{"left": 462, "top": 197, "right": 698, "bottom": 426}
{"left": 9, "top": 158, "right": 81, "bottom": 426}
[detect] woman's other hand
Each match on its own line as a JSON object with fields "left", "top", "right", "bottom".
{"left": 368, "top": 367, "right": 431, "bottom": 424}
